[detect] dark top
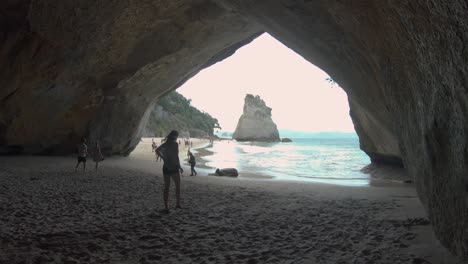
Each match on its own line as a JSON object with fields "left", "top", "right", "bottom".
{"left": 189, "top": 154, "right": 196, "bottom": 164}
{"left": 156, "top": 141, "right": 181, "bottom": 174}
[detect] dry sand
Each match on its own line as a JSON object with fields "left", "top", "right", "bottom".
{"left": 0, "top": 139, "right": 462, "bottom": 264}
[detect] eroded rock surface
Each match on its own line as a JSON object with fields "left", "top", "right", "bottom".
{"left": 233, "top": 94, "right": 280, "bottom": 142}
{"left": 0, "top": 0, "right": 261, "bottom": 155}
{"left": 0, "top": 0, "right": 467, "bottom": 259}
{"left": 350, "top": 100, "right": 403, "bottom": 167}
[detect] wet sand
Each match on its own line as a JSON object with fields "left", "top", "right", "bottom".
{"left": 0, "top": 139, "right": 461, "bottom": 263}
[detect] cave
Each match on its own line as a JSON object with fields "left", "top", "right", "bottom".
{"left": 1, "top": 0, "right": 467, "bottom": 260}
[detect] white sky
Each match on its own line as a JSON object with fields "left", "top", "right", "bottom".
{"left": 177, "top": 33, "right": 355, "bottom": 133}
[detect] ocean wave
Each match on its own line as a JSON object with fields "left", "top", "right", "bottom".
{"left": 200, "top": 138, "right": 370, "bottom": 186}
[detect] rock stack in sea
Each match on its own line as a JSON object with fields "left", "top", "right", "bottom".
{"left": 233, "top": 94, "right": 280, "bottom": 142}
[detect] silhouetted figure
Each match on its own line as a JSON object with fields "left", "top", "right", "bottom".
{"left": 156, "top": 130, "right": 183, "bottom": 213}
{"left": 188, "top": 151, "right": 197, "bottom": 176}
{"left": 92, "top": 140, "right": 104, "bottom": 172}
{"left": 151, "top": 139, "right": 156, "bottom": 152}
{"left": 75, "top": 137, "right": 88, "bottom": 172}
{"left": 154, "top": 144, "right": 161, "bottom": 161}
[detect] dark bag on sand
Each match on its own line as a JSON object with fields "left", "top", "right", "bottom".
{"left": 214, "top": 168, "right": 239, "bottom": 177}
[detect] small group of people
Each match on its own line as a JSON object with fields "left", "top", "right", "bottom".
{"left": 75, "top": 131, "right": 195, "bottom": 213}
{"left": 184, "top": 140, "right": 193, "bottom": 147}
{"left": 175, "top": 139, "right": 192, "bottom": 147}
{"left": 74, "top": 137, "right": 104, "bottom": 172}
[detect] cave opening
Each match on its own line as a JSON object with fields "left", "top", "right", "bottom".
{"left": 138, "top": 33, "right": 372, "bottom": 186}
{"left": 1, "top": 0, "right": 466, "bottom": 260}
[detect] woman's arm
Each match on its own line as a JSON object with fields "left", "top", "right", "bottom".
{"left": 155, "top": 142, "right": 166, "bottom": 158}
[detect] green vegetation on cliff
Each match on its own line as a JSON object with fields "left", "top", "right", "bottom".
{"left": 145, "top": 91, "right": 220, "bottom": 138}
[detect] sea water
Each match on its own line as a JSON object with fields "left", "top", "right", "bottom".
{"left": 200, "top": 137, "right": 371, "bottom": 186}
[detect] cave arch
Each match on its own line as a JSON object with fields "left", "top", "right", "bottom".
{"left": 0, "top": 0, "right": 466, "bottom": 259}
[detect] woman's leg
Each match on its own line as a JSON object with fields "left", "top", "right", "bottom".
{"left": 95, "top": 161, "right": 98, "bottom": 172}
{"left": 163, "top": 174, "right": 170, "bottom": 210}
{"left": 173, "top": 173, "right": 181, "bottom": 208}
{"left": 190, "top": 164, "right": 194, "bottom": 176}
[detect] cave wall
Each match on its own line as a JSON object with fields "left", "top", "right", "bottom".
{"left": 349, "top": 99, "right": 403, "bottom": 166}
{"left": 1, "top": 0, "right": 467, "bottom": 259}
{"left": 0, "top": 0, "right": 261, "bottom": 154}
{"left": 218, "top": 0, "right": 468, "bottom": 258}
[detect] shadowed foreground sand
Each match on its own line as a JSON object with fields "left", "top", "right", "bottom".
{"left": 0, "top": 140, "right": 461, "bottom": 263}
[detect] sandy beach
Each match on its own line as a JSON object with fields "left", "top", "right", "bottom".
{"left": 0, "top": 139, "right": 461, "bottom": 263}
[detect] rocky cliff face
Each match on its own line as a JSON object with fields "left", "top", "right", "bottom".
{"left": 0, "top": 0, "right": 467, "bottom": 259}
{"left": 233, "top": 94, "right": 280, "bottom": 142}
{"left": 349, "top": 100, "right": 403, "bottom": 167}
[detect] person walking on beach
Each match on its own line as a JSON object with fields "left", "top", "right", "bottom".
{"left": 151, "top": 139, "right": 156, "bottom": 152}
{"left": 156, "top": 130, "right": 184, "bottom": 212}
{"left": 154, "top": 144, "right": 161, "bottom": 161}
{"left": 188, "top": 151, "right": 197, "bottom": 176}
{"left": 75, "top": 137, "right": 88, "bottom": 172}
{"left": 92, "top": 140, "right": 104, "bottom": 172}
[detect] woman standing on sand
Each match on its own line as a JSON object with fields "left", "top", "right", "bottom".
{"left": 156, "top": 130, "right": 183, "bottom": 212}
{"left": 92, "top": 140, "right": 104, "bottom": 172}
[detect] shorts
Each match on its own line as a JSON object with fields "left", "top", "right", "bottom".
{"left": 77, "top": 157, "right": 87, "bottom": 163}
{"left": 163, "top": 171, "right": 180, "bottom": 183}
{"left": 163, "top": 165, "right": 179, "bottom": 175}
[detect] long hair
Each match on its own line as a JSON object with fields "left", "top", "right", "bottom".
{"left": 165, "top": 130, "right": 179, "bottom": 142}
